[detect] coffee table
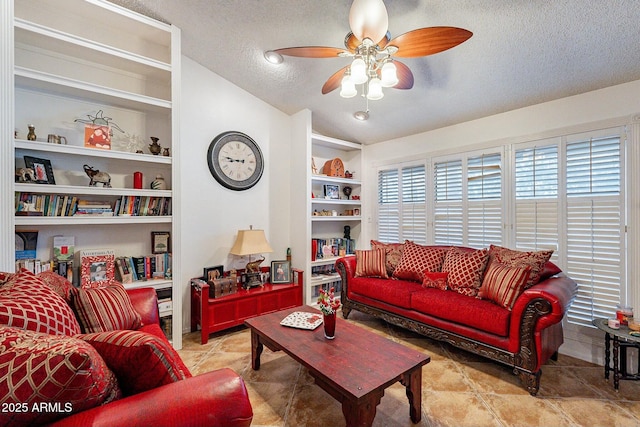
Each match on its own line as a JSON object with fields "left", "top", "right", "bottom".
{"left": 245, "top": 306, "right": 430, "bottom": 427}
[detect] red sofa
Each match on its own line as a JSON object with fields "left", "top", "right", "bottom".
{"left": 336, "top": 244, "right": 578, "bottom": 395}
{"left": 0, "top": 270, "right": 253, "bottom": 427}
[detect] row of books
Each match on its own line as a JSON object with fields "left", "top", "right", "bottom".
{"left": 115, "top": 253, "right": 172, "bottom": 284}
{"left": 14, "top": 193, "right": 172, "bottom": 217}
{"left": 312, "top": 237, "right": 355, "bottom": 260}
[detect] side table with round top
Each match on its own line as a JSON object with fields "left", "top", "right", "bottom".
{"left": 592, "top": 318, "right": 640, "bottom": 390}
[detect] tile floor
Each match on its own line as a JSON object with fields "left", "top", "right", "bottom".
{"left": 177, "top": 311, "right": 640, "bottom": 427}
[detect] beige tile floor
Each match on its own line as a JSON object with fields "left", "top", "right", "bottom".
{"left": 177, "top": 311, "right": 640, "bottom": 427}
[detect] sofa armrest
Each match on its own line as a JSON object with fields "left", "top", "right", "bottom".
{"left": 46, "top": 368, "right": 253, "bottom": 427}
{"left": 126, "top": 288, "right": 160, "bottom": 327}
{"left": 336, "top": 256, "right": 356, "bottom": 280}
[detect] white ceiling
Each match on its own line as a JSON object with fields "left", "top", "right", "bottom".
{"left": 110, "top": 0, "right": 640, "bottom": 145}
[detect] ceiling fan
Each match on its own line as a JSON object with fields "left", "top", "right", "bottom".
{"left": 268, "top": 0, "right": 472, "bottom": 118}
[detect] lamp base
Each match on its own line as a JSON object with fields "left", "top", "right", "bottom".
{"left": 244, "top": 272, "right": 262, "bottom": 290}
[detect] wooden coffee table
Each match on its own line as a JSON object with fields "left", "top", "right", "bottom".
{"left": 245, "top": 306, "right": 430, "bottom": 427}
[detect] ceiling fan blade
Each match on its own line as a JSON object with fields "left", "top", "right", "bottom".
{"left": 393, "top": 61, "right": 414, "bottom": 89}
{"left": 274, "top": 46, "right": 349, "bottom": 58}
{"left": 322, "top": 66, "right": 349, "bottom": 94}
{"left": 389, "top": 27, "right": 473, "bottom": 58}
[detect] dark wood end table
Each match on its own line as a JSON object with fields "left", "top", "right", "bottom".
{"left": 245, "top": 306, "right": 430, "bottom": 427}
{"left": 593, "top": 318, "right": 640, "bottom": 390}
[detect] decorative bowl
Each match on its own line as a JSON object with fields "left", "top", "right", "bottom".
{"left": 629, "top": 319, "right": 640, "bottom": 331}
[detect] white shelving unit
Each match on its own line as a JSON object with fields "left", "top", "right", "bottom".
{"left": 290, "top": 110, "right": 363, "bottom": 306}
{"left": 6, "top": 0, "right": 182, "bottom": 348}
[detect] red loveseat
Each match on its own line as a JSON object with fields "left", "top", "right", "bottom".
{"left": 336, "top": 243, "right": 578, "bottom": 395}
{"left": 0, "top": 270, "right": 253, "bottom": 427}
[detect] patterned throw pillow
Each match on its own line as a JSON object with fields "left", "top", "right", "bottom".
{"left": 478, "top": 263, "right": 531, "bottom": 309}
{"left": 489, "top": 245, "right": 553, "bottom": 289}
{"left": 422, "top": 271, "right": 449, "bottom": 290}
{"left": 392, "top": 241, "right": 448, "bottom": 283}
{"left": 0, "top": 269, "right": 81, "bottom": 336}
{"left": 355, "top": 248, "right": 388, "bottom": 278}
{"left": 38, "top": 271, "right": 75, "bottom": 304}
{"left": 80, "top": 329, "right": 191, "bottom": 396}
{"left": 370, "top": 240, "right": 405, "bottom": 277}
{"left": 442, "top": 247, "right": 490, "bottom": 297}
{"left": 72, "top": 284, "right": 142, "bottom": 333}
{"left": 0, "top": 326, "right": 121, "bottom": 427}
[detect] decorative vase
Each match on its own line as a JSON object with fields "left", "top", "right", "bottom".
{"left": 27, "top": 125, "right": 36, "bottom": 141}
{"left": 323, "top": 313, "right": 336, "bottom": 340}
{"left": 148, "top": 137, "right": 162, "bottom": 155}
{"left": 150, "top": 174, "right": 167, "bottom": 190}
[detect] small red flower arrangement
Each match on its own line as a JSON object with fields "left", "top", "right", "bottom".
{"left": 317, "top": 287, "right": 341, "bottom": 315}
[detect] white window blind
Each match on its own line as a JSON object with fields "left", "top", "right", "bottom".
{"left": 377, "top": 165, "right": 426, "bottom": 244}
{"left": 565, "top": 135, "right": 623, "bottom": 327}
{"left": 467, "top": 153, "right": 502, "bottom": 248}
{"left": 434, "top": 160, "right": 463, "bottom": 245}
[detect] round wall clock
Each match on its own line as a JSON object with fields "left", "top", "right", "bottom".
{"left": 207, "top": 131, "right": 264, "bottom": 191}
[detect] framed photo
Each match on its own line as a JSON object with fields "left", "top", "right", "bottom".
{"left": 203, "top": 265, "right": 224, "bottom": 282}
{"left": 23, "top": 156, "right": 55, "bottom": 184}
{"left": 323, "top": 184, "right": 339, "bottom": 199}
{"left": 151, "top": 231, "right": 171, "bottom": 254}
{"left": 84, "top": 124, "right": 111, "bottom": 150}
{"left": 270, "top": 260, "right": 291, "bottom": 284}
{"left": 79, "top": 249, "right": 115, "bottom": 289}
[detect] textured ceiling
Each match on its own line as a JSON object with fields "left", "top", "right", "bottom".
{"left": 110, "top": 0, "right": 640, "bottom": 145}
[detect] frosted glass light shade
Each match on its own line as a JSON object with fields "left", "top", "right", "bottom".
{"left": 350, "top": 58, "right": 368, "bottom": 84}
{"left": 367, "top": 77, "right": 384, "bottom": 100}
{"left": 340, "top": 76, "right": 357, "bottom": 98}
{"left": 380, "top": 61, "right": 398, "bottom": 87}
{"left": 349, "top": 0, "right": 389, "bottom": 44}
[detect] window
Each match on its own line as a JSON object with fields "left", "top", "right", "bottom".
{"left": 377, "top": 164, "right": 426, "bottom": 244}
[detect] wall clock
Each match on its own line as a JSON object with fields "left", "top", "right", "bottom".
{"left": 207, "top": 131, "right": 264, "bottom": 191}
{"left": 322, "top": 157, "right": 345, "bottom": 177}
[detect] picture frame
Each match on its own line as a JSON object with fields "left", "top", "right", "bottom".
{"left": 323, "top": 184, "right": 339, "bottom": 199}
{"left": 79, "top": 249, "right": 115, "bottom": 289}
{"left": 151, "top": 231, "right": 171, "bottom": 254}
{"left": 23, "top": 156, "right": 55, "bottom": 184}
{"left": 270, "top": 260, "right": 291, "bottom": 284}
{"left": 203, "top": 265, "right": 224, "bottom": 282}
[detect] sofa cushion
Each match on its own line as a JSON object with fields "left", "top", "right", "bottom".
{"left": 478, "top": 263, "right": 531, "bottom": 310}
{"left": 442, "top": 247, "right": 489, "bottom": 297}
{"left": 72, "top": 284, "right": 142, "bottom": 333}
{"left": 392, "top": 241, "right": 447, "bottom": 283}
{"left": 411, "top": 289, "right": 511, "bottom": 336}
{"left": 371, "top": 240, "right": 405, "bottom": 277}
{"left": 0, "top": 269, "right": 81, "bottom": 336}
{"left": 79, "top": 329, "right": 191, "bottom": 396}
{"left": 355, "top": 248, "right": 388, "bottom": 278}
{"left": 489, "top": 245, "right": 553, "bottom": 289}
{"left": 38, "top": 271, "right": 75, "bottom": 304}
{"left": 0, "top": 326, "right": 121, "bottom": 427}
{"left": 422, "top": 271, "right": 449, "bottom": 291}
{"left": 349, "top": 276, "right": 424, "bottom": 309}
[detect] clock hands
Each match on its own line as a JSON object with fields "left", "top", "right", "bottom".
{"left": 224, "top": 156, "right": 245, "bottom": 163}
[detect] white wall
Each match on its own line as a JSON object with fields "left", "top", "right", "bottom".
{"left": 179, "top": 57, "right": 293, "bottom": 331}
{"left": 362, "top": 79, "right": 640, "bottom": 364}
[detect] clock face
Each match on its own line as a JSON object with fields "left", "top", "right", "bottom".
{"left": 208, "top": 132, "right": 264, "bottom": 191}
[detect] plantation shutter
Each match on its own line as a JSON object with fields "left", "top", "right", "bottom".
{"left": 467, "top": 153, "right": 502, "bottom": 248}
{"left": 514, "top": 145, "right": 559, "bottom": 262}
{"left": 377, "top": 169, "right": 399, "bottom": 243}
{"left": 434, "top": 159, "right": 463, "bottom": 245}
{"left": 565, "top": 135, "right": 623, "bottom": 327}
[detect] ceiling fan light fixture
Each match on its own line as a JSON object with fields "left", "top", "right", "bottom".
{"left": 340, "top": 75, "right": 357, "bottom": 98}
{"left": 350, "top": 58, "right": 368, "bottom": 84}
{"left": 354, "top": 110, "right": 369, "bottom": 121}
{"left": 380, "top": 61, "right": 398, "bottom": 87}
{"left": 349, "top": 0, "right": 389, "bottom": 45}
{"left": 366, "top": 77, "right": 384, "bottom": 100}
{"left": 263, "top": 50, "right": 283, "bottom": 64}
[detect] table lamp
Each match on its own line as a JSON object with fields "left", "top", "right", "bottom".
{"left": 229, "top": 226, "right": 273, "bottom": 289}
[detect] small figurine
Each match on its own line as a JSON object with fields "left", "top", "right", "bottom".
{"left": 15, "top": 167, "right": 35, "bottom": 183}
{"left": 344, "top": 225, "right": 351, "bottom": 240}
{"left": 342, "top": 186, "right": 352, "bottom": 199}
{"left": 27, "top": 125, "right": 36, "bottom": 141}
{"left": 149, "top": 137, "right": 162, "bottom": 155}
{"left": 162, "top": 147, "right": 170, "bottom": 156}
{"left": 83, "top": 164, "right": 112, "bottom": 187}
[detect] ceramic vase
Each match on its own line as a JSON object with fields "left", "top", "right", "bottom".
{"left": 150, "top": 174, "right": 167, "bottom": 190}
{"left": 323, "top": 313, "right": 336, "bottom": 340}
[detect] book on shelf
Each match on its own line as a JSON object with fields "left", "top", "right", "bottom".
{"left": 115, "top": 257, "right": 133, "bottom": 284}
{"left": 52, "top": 235, "right": 75, "bottom": 262}
{"left": 78, "top": 249, "right": 116, "bottom": 289}
{"left": 115, "top": 196, "right": 171, "bottom": 217}
{"left": 117, "top": 253, "right": 172, "bottom": 283}
{"left": 311, "top": 237, "right": 355, "bottom": 260}
{"left": 15, "top": 230, "right": 38, "bottom": 260}
{"left": 15, "top": 258, "right": 52, "bottom": 275}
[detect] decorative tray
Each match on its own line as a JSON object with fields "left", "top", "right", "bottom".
{"left": 280, "top": 311, "right": 323, "bottom": 330}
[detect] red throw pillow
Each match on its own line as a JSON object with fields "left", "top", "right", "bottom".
{"left": 478, "top": 263, "right": 531, "bottom": 309}
{"left": 355, "top": 248, "right": 388, "bottom": 278}
{"left": 442, "top": 247, "right": 489, "bottom": 297}
{"left": 370, "top": 240, "right": 405, "bottom": 277}
{"left": 422, "top": 271, "right": 449, "bottom": 290}
{"left": 0, "top": 326, "right": 121, "bottom": 427}
{"left": 38, "top": 271, "right": 75, "bottom": 304}
{"left": 72, "top": 284, "right": 142, "bottom": 333}
{"left": 80, "top": 329, "right": 191, "bottom": 396}
{"left": 392, "top": 241, "right": 448, "bottom": 283}
{"left": 0, "top": 269, "right": 81, "bottom": 336}
{"left": 489, "top": 245, "right": 553, "bottom": 288}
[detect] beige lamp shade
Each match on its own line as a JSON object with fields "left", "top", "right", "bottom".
{"left": 229, "top": 229, "right": 273, "bottom": 256}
